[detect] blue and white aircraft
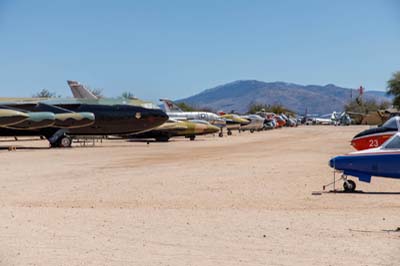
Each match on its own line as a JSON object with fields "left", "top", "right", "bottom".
{"left": 329, "top": 132, "right": 400, "bottom": 192}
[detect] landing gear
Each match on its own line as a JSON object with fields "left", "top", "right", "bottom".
{"left": 59, "top": 136, "right": 72, "bottom": 147}
{"left": 250, "top": 129, "right": 255, "bottom": 133}
{"left": 227, "top": 130, "right": 232, "bottom": 136}
{"left": 50, "top": 135, "right": 72, "bottom": 148}
{"left": 189, "top": 135, "right": 196, "bottom": 141}
{"left": 218, "top": 129, "right": 223, "bottom": 138}
{"left": 343, "top": 179, "right": 356, "bottom": 192}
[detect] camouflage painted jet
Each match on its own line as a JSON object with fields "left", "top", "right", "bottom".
{"left": 0, "top": 96, "right": 168, "bottom": 147}
{"left": 131, "top": 119, "right": 220, "bottom": 142}
{"left": 160, "top": 99, "right": 226, "bottom": 137}
{"left": 218, "top": 112, "right": 250, "bottom": 135}
{"left": 68, "top": 81, "right": 221, "bottom": 141}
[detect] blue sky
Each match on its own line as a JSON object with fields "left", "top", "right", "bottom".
{"left": 0, "top": 0, "right": 399, "bottom": 102}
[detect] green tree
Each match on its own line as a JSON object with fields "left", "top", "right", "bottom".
{"left": 248, "top": 102, "right": 294, "bottom": 115}
{"left": 33, "top": 89, "right": 58, "bottom": 98}
{"left": 121, "top": 91, "right": 136, "bottom": 99}
{"left": 387, "top": 71, "right": 400, "bottom": 107}
{"left": 87, "top": 87, "right": 104, "bottom": 98}
{"left": 344, "top": 98, "right": 391, "bottom": 114}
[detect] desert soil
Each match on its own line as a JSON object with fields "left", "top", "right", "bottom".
{"left": 0, "top": 126, "right": 399, "bottom": 265}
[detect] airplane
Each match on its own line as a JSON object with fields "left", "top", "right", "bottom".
{"left": 130, "top": 119, "right": 220, "bottom": 142}
{"left": 351, "top": 116, "right": 400, "bottom": 150}
{"left": 255, "top": 111, "right": 277, "bottom": 129}
{"left": 331, "top": 111, "right": 352, "bottom": 126}
{"left": 329, "top": 132, "right": 400, "bottom": 192}
{"left": 160, "top": 99, "right": 226, "bottom": 137}
{"left": 218, "top": 112, "right": 250, "bottom": 135}
{"left": 240, "top": 114, "right": 265, "bottom": 133}
{"left": 312, "top": 117, "right": 333, "bottom": 125}
{"left": 280, "top": 113, "right": 298, "bottom": 127}
{"left": 0, "top": 96, "right": 168, "bottom": 148}
{"left": 275, "top": 114, "right": 287, "bottom": 127}
{"left": 67, "top": 83, "right": 224, "bottom": 141}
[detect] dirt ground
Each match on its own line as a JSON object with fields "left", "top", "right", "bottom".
{"left": 0, "top": 126, "right": 399, "bottom": 265}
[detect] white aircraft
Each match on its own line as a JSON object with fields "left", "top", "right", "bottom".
{"left": 160, "top": 99, "right": 226, "bottom": 137}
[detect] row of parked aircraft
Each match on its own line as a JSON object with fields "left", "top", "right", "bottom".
{"left": 329, "top": 116, "right": 400, "bottom": 192}
{"left": 0, "top": 80, "right": 298, "bottom": 147}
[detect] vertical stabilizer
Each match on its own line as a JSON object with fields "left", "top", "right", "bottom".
{"left": 67, "top": 80, "right": 98, "bottom": 100}
{"left": 160, "top": 99, "right": 183, "bottom": 112}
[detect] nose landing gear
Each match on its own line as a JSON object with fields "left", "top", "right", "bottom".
{"left": 343, "top": 179, "right": 356, "bottom": 193}
{"left": 323, "top": 174, "right": 357, "bottom": 193}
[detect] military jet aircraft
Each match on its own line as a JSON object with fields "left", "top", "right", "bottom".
{"left": 351, "top": 116, "right": 400, "bottom": 150}
{"left": 130, "top": 119, "right": 220, "bottom": 142}
{"left": 160, "top": 99, "right": 226, "bottom": 137}
{"left": 68, "top": 82, "right": 222, "bottom": 142}
{"left": 0, "top": 96, "right": 168, "bottom": 148}
{"left": 330, "top": 132, "right": 400, "bottom": 192}
{"left": 239, "top": 114, "right": 264, "bottom": 133}
{"left": 218, "top": 112, "right": 250, "bottom": 135}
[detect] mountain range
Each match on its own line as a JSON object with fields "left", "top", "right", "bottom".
{"left": 177, "top": 80, "right": 392, "bottom": 114}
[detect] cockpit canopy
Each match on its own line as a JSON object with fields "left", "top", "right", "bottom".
{"left": 382, "top": 116, "right": 400, "bottom": 130}
{"left": 382, "top": 133, "right": 400, "bottom": 149}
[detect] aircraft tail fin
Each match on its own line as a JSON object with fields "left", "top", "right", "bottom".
{"left": 159, "top": 99, "right": 183, "bottom": 112}
{"left": 67, "top": 80, "right": 98, "bottom": 100}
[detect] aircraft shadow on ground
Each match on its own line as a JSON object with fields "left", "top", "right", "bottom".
{"left": 0, "top": 146, "right": 49, "bottom": 150}
{"left": 324, "top": 190, "right": 400, "bottom": 195}
{"left": 127, "top": 139, "right": 172, "bottom": 143}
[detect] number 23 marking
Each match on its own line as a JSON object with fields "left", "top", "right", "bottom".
{"left": 369, "top": 139, "right": 379, "bottom": 147}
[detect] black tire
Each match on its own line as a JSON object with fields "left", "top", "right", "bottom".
{"left": 59, "top": 136, "right": 72, "bottom": 148}
{"left": 218, "top": 132, "right": 223, "bottom": 138}
{"left": 227, "top": 130, "right": 232, "bottom": 136}
{"left": 189, "top": 136, "right": 195, "bottom": 141}
{"left": 343, "top": 180, "right": 356, "bottom": 192}
{"left": 250, "top": 129, "right": 255, "bottom": 133}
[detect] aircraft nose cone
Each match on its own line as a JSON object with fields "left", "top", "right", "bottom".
{"left": 207, "top": 125, "right": 220, "bottom": 134}
{"left": 329, "top": 156, "right": 347, "bottom": 170}
{"left": 148, "top": 109, "right": 169, "bottom": 126}
{"left": 329, "top": 158, "right": 335, "bottom": 168}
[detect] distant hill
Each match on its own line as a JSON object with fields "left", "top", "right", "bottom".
{"left": 177, "top": 80, "right": 392, "bottom": 114}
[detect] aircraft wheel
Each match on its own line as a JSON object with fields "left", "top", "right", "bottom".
{"left": 218, "top": 132, "right": 223, "bottom": 138}
{"left": 250, "top": 129, "right": 255, "bottom": 133}
{"left": 227, "top": 130, "right": 232, "bottom": 136}
{"left": 59, "top": 136, "right": 72, "bottom": 148}
{"left": 343, "top": 180, "right": 356, "bottom": 192}
{"left": 189, "top": 136, "right": 196, "bottom": 141}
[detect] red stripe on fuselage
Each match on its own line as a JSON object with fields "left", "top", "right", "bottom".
{"left": 351, "top": 133, "right": 394, "bottom": 151}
